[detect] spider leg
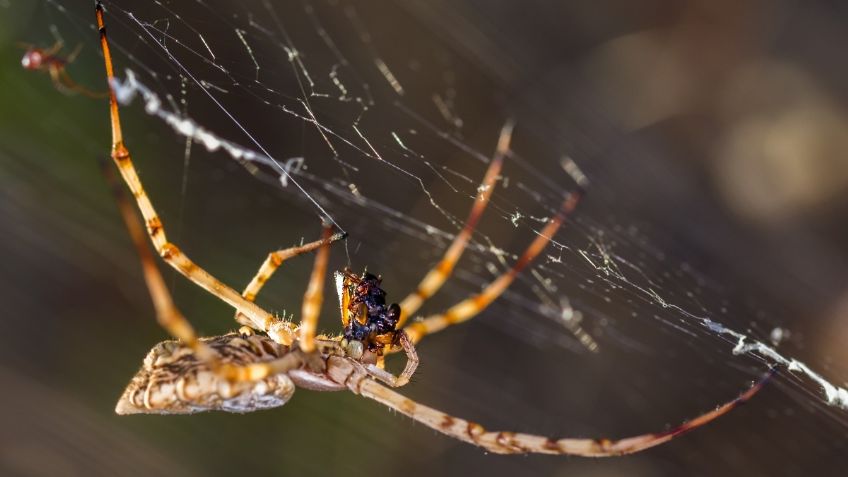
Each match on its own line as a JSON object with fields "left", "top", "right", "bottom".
{"left": 365, "top": 331, "right": 419, "bottom": 387}
{"left": 42, "top": 39, "right": 64, "bottom": 57}
{"left": 222, "top": 347, "right": 307, "bottom": 382}
{"left": 101, "top": 160, "right": 217, "bottom": 363}
{"left": 65, "top": 43, "right": 83, "bottom": 63}
{"left": 53, "top": 66, "right": 108, "bottom": 99}
{"left": 348, "top": 364, "right": 774, "bottom": 456}
{"left": 395, "top": 121, "right": 512, "bottom": 328}
{"left": 104, "top": 160, "right": 318, "bottom": 384}
{"left": 403, "top": 188, "right": 584, "bottom": 344}
{"left": 235, "top": 231, "right": 346, "bottom": 326}
{"left": 298, "top": 225, "right": 334, "bottom": 352}
{"left": 48, "top": 66, "right": 75, "bottom": 96}
{"left": 96, "top": 3, "right": 295, "bottom": 346}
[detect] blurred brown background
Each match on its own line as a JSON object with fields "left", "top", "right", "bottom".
{"left": 1, "top": 0, "right": 848, "bottom": 475}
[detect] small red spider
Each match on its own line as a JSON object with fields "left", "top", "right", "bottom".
{"left": 20, "top": 41, "right": 106, "bottom": 98}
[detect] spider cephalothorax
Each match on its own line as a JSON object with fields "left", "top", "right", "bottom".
{"left": 338, "top": 271, "right": 401, "bottom": 356}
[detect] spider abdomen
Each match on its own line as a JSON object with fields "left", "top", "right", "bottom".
{"left": 116, "top": 334, "right": 296, "bottom": 415}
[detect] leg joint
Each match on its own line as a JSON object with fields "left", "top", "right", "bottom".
{"left": 160, "top": 242, "right": 181, "bottom": 260}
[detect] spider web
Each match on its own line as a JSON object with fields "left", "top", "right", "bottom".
{"left": 12, "top": 0, "right": 848, "bottom": 474}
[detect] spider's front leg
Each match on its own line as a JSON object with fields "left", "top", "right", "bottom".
{"left": 96, "top": 3, "right": 295, "bottom": 345}
{"left": 403, "top": 187, "right": 584, "bottom": 345}
{"left": 394, "top": 121, "right": 512, "bottom": 328}
{"left": 388, "top": 120, "right": 587, "bottom": 350}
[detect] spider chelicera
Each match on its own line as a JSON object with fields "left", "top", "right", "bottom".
{"left": 83, "top": 1, "right": 772, "bottom": 456}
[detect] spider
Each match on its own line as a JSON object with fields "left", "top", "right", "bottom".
{"left": 19, "top": 40, "right": 106, "bottom": 98}
{"left": 92, "top": 2, "right": 771, "bottom": 456}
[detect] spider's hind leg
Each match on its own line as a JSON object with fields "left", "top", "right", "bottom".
{"left": 353, "top": 366, "right": 774, "bottom": 456}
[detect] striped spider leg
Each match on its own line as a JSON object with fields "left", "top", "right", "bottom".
{"left": 102, "top": 162, "right": 310, "bottom": 412}
{"left": 395, "top": 120, "right": 514, "bottom": 328}
{"left": 233, "top": 231, "right": 346, "bottom": 339}
{"left": 93, "top": 2, "right": 770, "bottom": 455}
{"left": 233, "top": 235, "right": 421, "bottom": 386}
{"left": 96, "top": 2, "right": 298, "bottom": 348}
{"left": 401, "top": 187, "right": 583, "bottom": 345}
{"left": 369, "top": 124, "right": 586, "bottom": 351}
{"left": 366, "top": 118, "right": 585, "bottom": 351}
{"left": 349, "top": 365, "right": 774, "bottom": 456}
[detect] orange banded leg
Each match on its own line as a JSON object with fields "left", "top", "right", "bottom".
{"left": 96, "top": 3, "right": 295, "bottom": 346}
{"left": 222, "top": 349, "right": 306, "bottom": 382}
{"left": 354, "top": 367, "right": 773, "bottom": 456}
{"left": 101, "top": 161, "right": 216, "bottom": 364}
{"left": 235, "top": 231, "right": 345, "bottom": 325}
{"left": 298, "top": 225, "right": 334, "bottom": 352}
{"left": 240, "top": 232, "right": 347, "bottom": 303}
{"left": 396, "top": 121, "right": 513, "bottom": 328}
{"left": 403, "top": 189, "right": 584, "bottom": 344}
{"left": 104, "top": 161, "right": 301, "bottom": 383}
